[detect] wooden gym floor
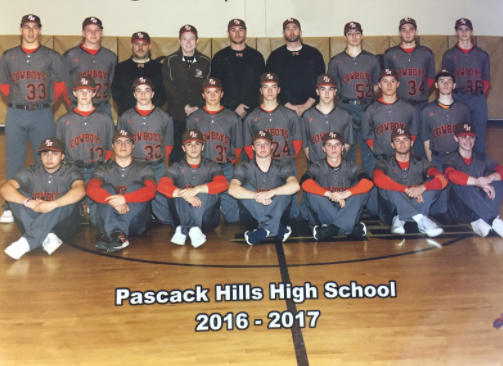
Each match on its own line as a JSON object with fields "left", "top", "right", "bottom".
{"left": 1, "top": 125, "right": 503, "bottom": 365}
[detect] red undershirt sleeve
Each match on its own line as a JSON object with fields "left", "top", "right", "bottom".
{"left": 293, "top": 140, "right": 302, "bottom": 158}
{"left": 207, "top": 175, "right": 228, "bottom": 194}
{"left": 105, "top": 151, "right": 113, "bottom": 161}
{"left": 365, "top": 139, "right": 374, "bottom": 148}
{"left": 494, "top": 165, "right": 503, "bottom": 179}
{"left": 373, "top": 169, "right": 407, "bottom": 192}
{"left": 427, "top": 78, "right": 435, "bottom": 89}
{"left": 423, "top": 167, "right": 448, "bottom": 190}
{"left": 411, "top": 135, "right": 417, "bottom": 142}
{"left": 165, "top": 146, "right": 173, "bottom": 159}
{"left": 483, "top": 80, "right": 490, "bottom": 95}
{"left": 157, "top": 177, "right": 177, "bottom": 198}
{"left": 0, "top": 84, "right": 9, "bottom": 97}
{"left": 232, "top": 148, "right": 242, "bottom": 164}
{"left": 444, "top": 167, "right": 470, "bottom": 186}
{"left": 348, "top": 179, "right": 374, "bottom": 196}
{"left": 244, "top": 146, "right": 254, "bottom": 160}
{"left": 86, "top": 178, "right": 111, "bottom": 204}
{"left": 301, "top": 179, "right": 328, "bottom": 196}
{"left": 123, "top": 180, "right": 157, "bottom": 203}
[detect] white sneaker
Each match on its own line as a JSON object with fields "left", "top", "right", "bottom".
{"left": 0, "top": 210, "right": 14, "bottom": 223}
{"left": 189, "top": 227, "right": 206, "bottom": 248}
{"left": 391, "top": 216, "right": 406, "bottom": 235}
{"left": 171, "top": 226, "right": 187, "bottom": 245}
{"left": 42, "top": 233, "right": 63, "bottom": 255}
{"left": 418, "top": 217, "right": 444, "bottom": 237}
{"left": 471, "top": 218, "right": 491, "bottom": 237}
{"left": 492, "top": 216, "right": 503, "bottom": 238}
{"left": 5, "top": 237, "right": 30, "bottom": 260}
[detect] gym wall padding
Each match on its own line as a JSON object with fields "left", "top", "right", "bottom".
{"left": 0, "top": 35, "right": 502, "bottom": 124}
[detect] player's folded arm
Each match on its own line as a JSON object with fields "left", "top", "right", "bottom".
{"left": 54, "top": 180, "right": 86, "bottom": 207}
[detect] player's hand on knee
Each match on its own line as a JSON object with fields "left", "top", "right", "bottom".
{"left": 33, "top": 201, "right": 58, "bottom": 213}
{"left": 482, "top": 184, "right": 495, "bottom": 200}
{"left": 416, "top": 194, "right": 424, "bottom": 204}
{"left": 106, "top": 195, "right": 126, "bottom": 207}
{"left": 337, "top": 199, "right": 346, "bottom": 208}
{"left": 405, "top": 185, "right": 426, "bottom": 198}
{"left": 26, "top": 199, "right": 42, "bottom": 211}
{"left": 115, "top": 204, "right": 129, "bottom": 214}
{"left": 475, "top": 176, "right": 493, "bottom": 187}
{"left": 179, "top": 188, "right": 199, "bottom": 199}
{"left": 186, "top": 196, "right": 202, "bottom": 207}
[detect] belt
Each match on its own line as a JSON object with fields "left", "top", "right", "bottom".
{"left": 402, "top": 99, "right": 425, "bottom": 107}
{"left": 9, "top": 103, "right": 51, "bottom": 110}
{"left": 454, "top": 90, "right": 483, "bottom": 96}
{"left": 432, "top": 151, "right": 452, "bottom": 157}
{"left": 75, "top": 160, "right": 103, "bottom": 169}
{"left": 341, "top": 99, "right": 369, "bottom": 106}
{"left": 143, "top": 159, "right": 164, "bottom": 166}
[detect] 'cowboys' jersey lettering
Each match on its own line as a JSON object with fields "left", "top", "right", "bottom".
{"left": 232, "top": 159, "right": 295, "bottom": 192}
{"left": 442, "top": 45, "right": 490, "bottom": 93}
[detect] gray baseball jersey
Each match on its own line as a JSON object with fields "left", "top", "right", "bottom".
{"left": 63, "top": 46, "right": 117, "bottom": 103}
{"left": 164, "top": 157, "right": 224, "bottom": 189}
{"left": 375, "top": 155, "right": 432, "bottom": 186}
{"left": 301, "top": 106, "right": 355, "bottom": 162}
{"left": 442, "top": 45, "right": 490, "bottom": 93}
{"left": 55, "top": 109, "right": 114, "bottom": 165}
{"left": 232, "top": 159, "right": 295, "bottom": 192}
{"left": 117, "top": 107, "right": 174, "bottom": 161}
{"left": 186, "top": 108, "right": 243, "bottom": 164}
{"left": 91, "top": 160, "right": 155, "bottom": 195}
{"left": 301, "top": 159, "right": 366, "bottom": 192}
{"left": 12, "top": 163, "right": 84, "bottom": 201}
{"left": 327, "top": 50, "right": 380, "bottom": 101}
{"left": 0, "top": 45, "right": 65, "bottom": 105}
{"left": 243, "top": 105, "right": 303, "bottom": 163}
{"left": 362, "top": 99, "right": 418, "bottom": 156}
{"left": 383, "top": 46, "right": 436, "bottom": 101}
{"left": 443, "top": 150, "right": 498, "bottom": 178}
{"left": 421, "top": 100, "right": 471, "bottom": 153}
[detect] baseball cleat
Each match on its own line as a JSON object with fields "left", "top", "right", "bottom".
{"left": 278, "top": 224, "right": 292, "bottom": 242}
{"left": 417, "top": 217, "right": 443, "bottom": 237}
{"left": 471, "top": 218, "right": 491, "bottom": 237}
{"left": 189, "top": 227, "right": 206, "bottom": 248}
{"left": 350, "top": 222, "right": 367, "bottom": 237}
{"left": 5, "top": 237, "right": 30, "bottom": 260}
{"left": 42, "top": 233, "right": 63, "bottom": 255}
{"left": 244, "top": 228, "right": 268, "bottom": 245}
{"left": 391, "top": 216, "right": 406, "bottom": 235}
{"left": 171, "top": 226, "right": 187, "bottom": 246}
{"left": 95, "top": 233, "right": 112, "bottom": 250}
{"left": 313, "top": 224, "right": 338, "bottom": 240}
{"left": 106, "top": 232, "right": 130, "bottom": 252}
{"left": 0, "top": 210, "right": 14, "bottom": 223}
{"left": 492, "top": 216, "right": 503, "bottom": 238}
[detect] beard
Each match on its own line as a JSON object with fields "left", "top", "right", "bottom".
{"left": 285, "top": 34, "right": 301, "bottom": 43}
{"left": 230, "top": 36, "right": 245, "bottom": 45}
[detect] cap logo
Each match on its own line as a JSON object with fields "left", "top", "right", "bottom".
{"left": 80, "top": 78, "right": 88, "bottom": 85}
{"left": 288, "top": 18, "right": 294, "bottom": 22}
{"left": 120, "top": 130, "right": 128, "bottom": 136}
{"left": 329, "top": 132, "right": 337, "bottom": 138}
{"left": 464, "top": 124, "right": 471, "bottom": 131}
{"left": 137, "top": 32, "right": 143, "bottom": 38}
{"left": 139, "top": 77, "right": 146, "bottom": 83}
{"left": 350, "top": 22, "right": 356, "bottom": 27}
{"left": 323, "top": 76, "right": 330, "bottom": 82}
{"left": 397, "top": 128, "right": 404, "bottom": 134}
{"left": 266, "top": 74, "right": 274, "bottom": 80}
{"left": 190, "top": 131, "right": 197, "bottom": 138}
{"left": 461, "top": 19, "right": 466, "bottom": 24}
{"left": 28, "top": 15, "right": 35, "bottom": 20}
{"left": 386, "top": 69, "right": 392, "bottom": 74}
{"left": 91, "top": 17, "right": 97, "bottom": 23}
{"left": 259, "top": 131, "right": 266, "bottom": 137}
{"left": 184, "top": 25, "right": 192, "bottom": 31}
{"left": 209, "top": 79, "right": 216, "bottom": 85}
{"left": 45, "top": 140, "right": 53, "bottom": 146}
{"left": 234, "top": 20, "right": 241, "bottom": 24}
{"left": 404, "top": 17, "right": 410, "bottom": 22}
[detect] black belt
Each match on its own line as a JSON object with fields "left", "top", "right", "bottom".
{"left": 9, "top": 103, "right": 51, "bottom": 110}
{"left": 341, "top": 99, "right": 369, "bottom": 106}
{"left": 432, "top": 151, "right": 451, "bottom": 157}
{"left": 75, "top": 160, "right": 103, "bottom": 169}
{"left": 454, "top": 90, "right": 483, "bottom": 96}
{"left": 402, "top": 99, "right": 425, "bottom": 107}
{"left": 143, "top": 159, "right": 164, "bottom": 166}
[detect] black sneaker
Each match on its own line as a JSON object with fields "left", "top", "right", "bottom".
{"left": 313, "top": 224, "right": 338, "bottom": 240}
{"left": 106, "top": 232, "right": 130, "bottom": 252}
{"left": 95, "top": 233, "right": 112, "bottom": 250}
{"left": 349, "top": 222, "right": 367, "bottom": 237}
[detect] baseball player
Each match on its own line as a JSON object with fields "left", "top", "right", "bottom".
{"left": 229, "top": 131, "right": 300, "bottom": 245}
{"left": 162, "top": 25, "right": 211, "bottom": 165}
{"left": 117, "top": 77, "right": 174, "bottom": 224}
{"left": 243, "top": 73, "right": 303, "bottom": 219}
{"left": 443, "top": 122, "right": 503, "bottom": 237}
{"left": 112, "top": 32, "right": 166, "bottom": 116}
{"left": 373, "top": 127, "right": 447, "bottom": 237}
{"left": 86, "top": 130, "right": 157, "bottom": 252}
{"left": 300, "top": 132, "right": 372, "bottom": 240}
{"left": 383, "top": 18, "right": 436, "bottom": 157}
{"left": 0, "top": 14, "right": 67, "bottom": 224}
{"left": 157, "top": 129, "right": 228, "bottom": 248}
{"left": 442, "top": 18, "right": 490, "bottom": 153}
{"left": 265, "top": 18, "right": 325, "bottom": 117}
{"left": 302, "top": 74, "right": 354, "bottom": 163}
{"left": 327, "top": 21, "right": 380, "bottom": 168}
{"left": 1, "top": 138, "right": 85, "bottom": 260}
{"left": 62, "top": 16, "right": 117, "bottom": 116}
{"left": 186, "top": 77, "right": 242, "bottom": 224}
{"left": 55, "top": 75, "right": 114, "bottom": 227}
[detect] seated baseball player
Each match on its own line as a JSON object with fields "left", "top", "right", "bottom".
{"left": 1, "top": 138, "right": 85, "bottom": 259}
{"left": 373, "top": 127, "right": 447, "bottom": 237}
{"left": 300, "top": 132, "right": 372, "bottom": 240}
{"left": 117, "top": 77, "right": 174, "bottom": 225}
{"left": 186, "top": 77, "right": 242, "bottom": 224}
{"left": 443, "top": 122, "right": 503, "bottom": 237}
{"left": 157, "top": 129, "right": 228, "bottom": 248}
{"left": 86, "top": 130, "right": 157, "bottom": 252}
{"left": 55, "top": 75, "right": 114, "bottom": 227}
{"left": 228, "top": 131, "right": 300, "bottom": 245}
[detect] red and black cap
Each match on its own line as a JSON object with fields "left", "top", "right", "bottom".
{"left": 37, "top": 138, "right": 65, "bottom": 154}
{"left": 113, "top": 130, "right": 135, "bottom": 143}
{"left": 283, "top": 18, "right": 301, "bottom": 30}
{"left": 83, "top": 17, "right": 103, "bottom": 29}
{"left": 435, "top": 69, "right": 456, "bottom": 83}
{"left": 344, "top": 21, "right": 362, "bottom": 34}
{"left": 316, "top": 74, "right": 337, "bottom": 88}
{"left": 73, "top": 75, "right": 96, "bottom": 90}
{"left": 131, "top": 31, "right": 150, "bottom": 44}
{"left": 391, "top": 126, "right": 412, "bottom": 140}
{"left": 454, "top": 122, "right": 477, "bottom": 137}
{"left": 228, "top": 19, "right": 246, "bottom": 31}
{"left": 21, "top": 14, "right": 41, "bottom": 27}
{"left": 455, "top": 18, "right": 473, "bottom": 30}
{"left": 399, "top": 17, "right": 417, "bottom": 30}
{"left": 252, "top": 130, "right": 273, "bottom": 144}
{"left": 202, "top": 77, "right": 222, "bottom": 90}
{"left": 379, "top": 68, "right": 399, "bottom": 81}
{"left": 183, "top": 129, "right": 205, "bottom": 144}
{"left": 131, "top": 77, "right": 155, "bottom": 91}
{"left": 179, "top": 24, "right": 198, "bottom": 38}
{"left": 322, "top": 131, "right": 345, "bottom": 145}
{"left": 260, "top": 73, "right": 280, "bottom": 85}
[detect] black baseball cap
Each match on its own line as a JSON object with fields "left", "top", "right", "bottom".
{"left": 131, "top": 77, "right": 154, "bottom": 91}
{"left": 322, "top": 132, "right": 345, "bottom": 145}
{"left": 379, "top": 68, "right": 399, "bottom": 81}
{"left": 73, "top": 75, "right": 96, "bottom": 90}
{"left": 252, "top": 131, "right": 273, "bottom": 143}
{"left": 131, "top": 32, "right": 150, "bottom": 44}
{"left": 183, "top": 129, "right": 204, "bottom": 144}
{"left": 179, "top": 24, "right": 198, "bottom": 38}
{"left": 399, "top": 18, "right": 417, "bottom": 30}
{"left": 202, "top": 77, "right": 223, "bottom": 90}
{"left": 83, "top": 17, "right": 103, "bottom": 29}
{"left": 391, "top": 126, "right": 412, "bottom": 140}
{"left": 37, "top": 138, "right": 65, "bottom": 154}
{"left": 21, "top": 14, "right": 41, "bottom": 27}
{"left": 344, "top": 22, "right": 362, "bottom": 34}
{"left": 455, "top": 18, "right": 473, "bottom": 30}
{"left": 454, "top": 122, "right": 477, "bottom": 137}
{"left": 435, "top": 69, "right": 456, "bottom": 83}
{"left": 113, "top": 130, "right": 135, "bottom": 143}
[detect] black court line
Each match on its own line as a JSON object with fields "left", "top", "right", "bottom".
{"left": 274, "top": 238, "right": 309, "bottom": 366}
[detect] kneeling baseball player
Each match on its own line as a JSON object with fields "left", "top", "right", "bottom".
{"left": 1, "top": 138, "right": 85, "bottom": 259}
{"left": 228, "top": 131, "right": 300, "bottom": 245}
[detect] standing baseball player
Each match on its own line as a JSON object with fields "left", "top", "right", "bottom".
{"left": 373, "top": 127, "right": 446, "bottom": 237}
{"left": 0, "top": 14, "right": 67, "bottom": 223}
{"left": 229, "top": 131, "right": 300, "bottom": 245}
{"left": 86, "top": 130, "right": 157, "bottom": 252}
{"left": 62, "top": 16, "right": 117, "bottom": 116}
{"left": 300, "top": 132, "right": 372, "bottom": 240}
{"left": 265, "top": 18, "right": 325, "bottom": 117}
{"left": 383, "top": 17, "right": 436, "bottom": 157}
{"left": 117, "top": 77, "right": 174, "bottom": 224}
{"left": 243, "top": 73, "right": 303, "bottom": 219}
{"left": 112, "top": 32, "right": 166, "bottom": 116}
{"left": 443, "top": 122, "right": 503, "bottom": 237}
{"left": 186, "top": 77, "right": 242, "bottom": 224}
{"left": 55, "top": 75, "right": 114, "bottom": 227}
{"left": 162, "top": 25, "right": 211, "bottom": 165}
{"left": 1, "top": 138, "right": 85, "bottom": 259}
{"left": 442, "top": 18, "right": 490, "bottom": 153}
{"left": 157, "top": 129, "right": 228, "bottom": 248}
{"left": 327, "top": 21, "right": 380, "bottom": 167}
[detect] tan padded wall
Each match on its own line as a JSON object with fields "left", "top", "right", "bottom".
{"left": 478, "top": 36, "right": 503, "bottom": 119}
